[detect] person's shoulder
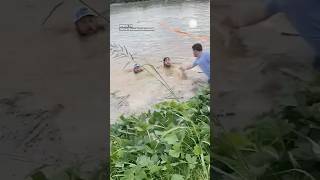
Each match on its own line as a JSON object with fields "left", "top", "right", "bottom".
{"left": 203, "top": 51, "right": 210, "bottom": 58}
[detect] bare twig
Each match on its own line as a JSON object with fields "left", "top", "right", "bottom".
{"left": 42, "top": 1, "right": 65, "bottom": 26}
{"left": 143, "top": 64, "right": 179, "bottom": 100}
{"left": 122, "top": 61, "right": 131, "bottom": 70}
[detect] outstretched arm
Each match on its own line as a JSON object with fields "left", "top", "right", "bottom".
{"left": 180, "top": 63, "right": 196, "bottom": 71}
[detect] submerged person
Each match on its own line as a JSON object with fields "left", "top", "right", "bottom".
{"left": 218, "top": 0, "right": 320, "bottom": 71}
{"left": 180, "top": 43, "right": 211, "bottom": 82}
{"left": 74, "top": 7, "right": 105, "bottom": 36}
{"left": 160, "top": 57, "right": 187, "bottom": 79}
{"left": 133, "top": 64, "right": 144, "bottom": 74}
{"left": 163, "top": 57, "right": 172, "bottom": 68}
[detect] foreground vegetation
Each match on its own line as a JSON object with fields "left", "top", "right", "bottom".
{"left": 26, "top": 87, "right": 210, "bottom": 180}
{"left": 111, "top": 87, "right": 210, "bottom": 179}
{"left": 212, "top": 79, "right": 320, "bottom": 179}
{"left": 27, "top": 78, "right": 320, "bottom": 179}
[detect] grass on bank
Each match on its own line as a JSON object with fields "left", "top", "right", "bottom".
{"left": 212, "top": 77, "right": 320, "bottom": 180}
{"left": 27, "top": 77, "right": 320, "bottom": 180}
{"left": 110, "top": 86, "right": 210, "bottom": 180}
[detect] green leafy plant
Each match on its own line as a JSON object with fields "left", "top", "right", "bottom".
{"left": 26, "top": 76, "right": 320, "bottom": 180}
{"left": 24, "top": 86, "right": 210, "bottom": 180}
{"left": 111, "top": 86, "right": 210, "bottom": 179}
{"left": 212, "top": 80, "right": 320, "bottom": 180}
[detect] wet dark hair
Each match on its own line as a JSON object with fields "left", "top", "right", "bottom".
{"left": 163, "top": 57, "right": 170, "bottom": 62}
{"left": 192, "top": 43, "right": 202, "bottom": 51}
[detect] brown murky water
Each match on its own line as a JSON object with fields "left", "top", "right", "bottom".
{"left": 110, "top": 0, "right": 210, "bottom": 123}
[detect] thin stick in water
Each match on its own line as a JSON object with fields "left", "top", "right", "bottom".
{"left": 42, "top": 1, "right": 64, "bottom": 26}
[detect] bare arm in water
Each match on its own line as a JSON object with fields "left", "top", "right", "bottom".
{"left": 180, "top": 63, "right": 196, "bottom": 71}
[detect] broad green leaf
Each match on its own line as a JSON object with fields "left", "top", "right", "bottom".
{"left": 185, "top": 153, "right": 198, "bottom": 169}
{"left": 123, "top": 168, "right": 135, "bottom": 180}
{"left": 164, "top": 134, "right": 179, "bottom": 145}
{"left": 136, "top": 155, "right": 153, "bottom": 167}
{"left": 115, "top": 162, "right": 124, "bottom": 168}
{"left": 171, "top": 162, "right": 180, "bottom": 166}
{"left": 151, "top": 154, "right": 159, "bottom": 163}
{"left": 193, "top": 145, "right": 202, "bottom": 156}
{"left": 135, "top": 126, "right": 144, "bottom": 132}
{"left": 135, "top": 169, "right": 147, "bottom": 180}
{"left": 171, "top": 174, "right": 184, "bottom": 180}
{"left": 169, "top": 149, "right": 180, "bottom": 158}
{"left": 149, "top": 165, "right": 161, "bottom": 174}
{"left": 185, "top": 154, "right": 196, "bottom": 164}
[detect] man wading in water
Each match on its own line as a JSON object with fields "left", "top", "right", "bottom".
{"left": 180, "top": 43, "right": 211, "bottom": 82}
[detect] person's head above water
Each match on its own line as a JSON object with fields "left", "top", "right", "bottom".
{"left": 133, "top": 64, "right": 143, "bottom": 74}
{"left": 163, "top": 57, "right": 172, "bottom": 68}
{"left": 74, "top": 7, "right": 99, "bottom": 36}
{"left": 192, "top": 43, "right": 202, "bottom": 57}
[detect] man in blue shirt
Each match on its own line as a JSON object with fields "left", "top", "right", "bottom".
{"left": 219, "top": 0, "right": 320, "bottom": 70}
{"left": 181, "top": 43, "right": 211, "bottom": 82}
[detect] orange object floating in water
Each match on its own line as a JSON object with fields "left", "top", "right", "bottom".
{"left": 159, "top": 21, "right": 209, "bottom": 42}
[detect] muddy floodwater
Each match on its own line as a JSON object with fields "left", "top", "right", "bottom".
{"left": 110, "top": 0, "right": 210, "bottom": 123}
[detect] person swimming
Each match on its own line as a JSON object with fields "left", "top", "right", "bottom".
{"left": 163, "top": 57, "right": 172, "bottom": 68}
{"left": 133, "top": 64, "right": 143, "bottom": 74}
{"left": 160, "top": 57, "right": 187, "bottom": 80}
